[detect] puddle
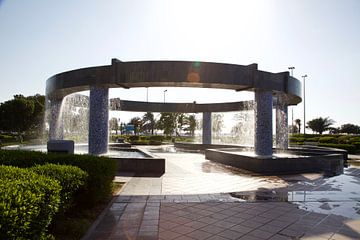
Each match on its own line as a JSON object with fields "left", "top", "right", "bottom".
{"left": 231, "top": 168, "right": 360, "bottom": 219}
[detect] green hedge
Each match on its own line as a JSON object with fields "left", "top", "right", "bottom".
{"left": 319, "top": 137, "right": 336, "bottom": 143}
{"left": 0, "top": 134, "right": 17, "bottom": 143}
{"left": 149, "top": 135, "right": 164, "bottom": 142}
{"left": 289, "top": 137, "right": 305, "bottom": 143}
{"left": 318, "top": 143, "right": 356, "bottom": 154}
{"left": 0, "top": 150, "right": 117, "bottom": 206}
{"left": 0, "top": 165, "right": 60, "bottom": 239}
{"left": 30, "top": 164, "right": 88, "bottom": 211}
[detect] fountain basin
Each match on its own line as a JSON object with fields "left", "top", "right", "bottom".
{"left": 205, "top": 147, "right": 345, "bottom": 176}
{"left": 3, "top": 144, "right": 165, "bottom": 176}
{"left": 108, "top": 147, "right": 165, "bottom": 176}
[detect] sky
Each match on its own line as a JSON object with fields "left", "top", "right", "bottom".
{"left": 0, "top": 0, "right": 359, "bottom": 132}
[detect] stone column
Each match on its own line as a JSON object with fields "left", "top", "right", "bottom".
{"left": 202, "top": 112, "right": 212, "bottom": 144}
{"left": 49, "top": 97, "right": 64, "bottom": 140}
{"left": 89, "top": 86, "right": 109, "bottom": 155}
{"left": 254, "top": 89, "right": 273, "bottom": 156}
{"left": 276, "top": 94, "right": 289, "bottom": 150}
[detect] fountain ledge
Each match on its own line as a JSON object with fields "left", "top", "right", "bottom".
{"left": 205, "top": 147, "right": 344, "bottom": 176}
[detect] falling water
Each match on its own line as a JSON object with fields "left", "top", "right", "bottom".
{"left": 45, "top": 93, "right": 89, "bottom": 143}
{"left": 275, "top": 93, "right": 289, "bottom": 151}
{"left": 231, "top": 109, "right": 254, "bottom": 146}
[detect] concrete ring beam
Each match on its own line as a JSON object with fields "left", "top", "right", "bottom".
{"left": 110, "top": 99, "right": 254, "bottom": 113}
{"left": 46, "top": 59, "right": 302, "bottom": 104}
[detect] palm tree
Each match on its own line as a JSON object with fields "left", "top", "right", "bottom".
{"left": 129, "top": 117, "right": 142, "bottom": 135}
{"left": 156, "top": 112, "right": 177, "bottom": 136}
{"left": 295, "top": 119, "right": 301, "bottom": 134}
{"left": 182, "top": 114, "right": 197, "bottom": 136}
{"left": 109, "top": 117, "right": 119, "bottom": 135}
{"left": 142, "top": 112, "right": 156, "bottom": 135}
{"left": 307, "top": 117, "right": 335, "bottom": 134}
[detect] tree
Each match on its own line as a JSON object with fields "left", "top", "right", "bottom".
{"left": 307, "top": 117, "right": 335, "bottom": 134}
{"left": 142, "top": 112, "right": 156, "bottom": 135}
{"left": 129, "top": 117, "right": 142, "bottom": 135}
{"left": 26, "top": 94, "right": 45, "bottom": 133}
{"left": 0, "top": 95, "right": 35, "bottom": 133}
{"left": 156, "top": 112, "right": 179, "bottom": 136}
{"left": 212, "top": 113, "right": 224, "bottom": 138}
{"left": 339, "top": 124, "right": 360, "bottom": 134}
{"left": 289, "top": 125, "right": 299, "bottom": 134}
{"left": 109, "top": 118, "right": 119, "bottom": 135}
{"left": 295, "top": 119, "right": 301, "bottom": 134}
{"left": 183, "top": 114, "right": 197, "bottom": 136}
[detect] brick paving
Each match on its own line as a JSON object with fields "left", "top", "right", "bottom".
{"left": 84, "top": 148, "right": 360, "bottom": 240}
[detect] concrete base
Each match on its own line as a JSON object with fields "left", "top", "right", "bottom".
{"left": 109, "top": 148, "right": 165, "bottom": 176}
{"left": 47, "top": 140, "right": 74, "bottom": 154}
{"left": 205, "top": 148, "right": 344, "bottom": 176}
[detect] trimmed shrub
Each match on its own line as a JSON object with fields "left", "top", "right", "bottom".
{"left": 289, "top": 137, "right": 305, "bottom": 143}
{"left": 149, "top": 140, "right": 162, "bottom": 145}
{"left": 337, "top": 135, "right": 351, "bottom": 144}
{"left": 353, "top": 142, "right": 360, "bottom": 150}
{"left": 0, "top": 165, "right": 61, "bottom": 239}
{"left": 350, "top": 136, "right": 360, "bottom": 143}
{"left": 0, "top": 150, "right": 117, "bottom": 206}
{"left": 0, "top": 134, "right": 17, "bottom": 143}
{"left": 149, "top": 135, "right": 164, "bottom": 142}
{"left": 129, "top": 135, "right": 139, "bottom": 142}
{"left": 319, "top": 137, "right": 336, "bottom": 144}
{"left": 132, "top": 140, "right": 149, "bottom": 145}
{"left": 306, "top": 137, "right": 320, "bottom": 142}
{"left": 318, "top": 143, "right": 356, "bottom": 154}
{"left": 30, "top": 164, "right": 88, "bottom": 211}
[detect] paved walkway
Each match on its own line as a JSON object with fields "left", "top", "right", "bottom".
{"left": 84, "top": 147, "right": 360, "bottom": 240}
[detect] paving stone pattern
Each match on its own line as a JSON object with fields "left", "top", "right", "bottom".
{"left": 84, "top": 150, "right": 360, "bottom": 239}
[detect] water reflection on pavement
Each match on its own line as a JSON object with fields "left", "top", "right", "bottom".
{"left": 143, "top": 146, "right": 360, "bottom": 219}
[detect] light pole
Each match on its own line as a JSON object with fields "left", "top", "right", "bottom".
{"left": 146, "top": 87, "right": 149, "bottom": 102}
{"left": 302, "top": 74, "right": 308, "bottom": 135}
{"left": 163, "top": 89, "right": 167, "bottom": 103}
{"left": 288, "top": 66, "right": 295, "bottom": 77}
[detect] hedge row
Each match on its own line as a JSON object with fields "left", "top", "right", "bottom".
{"left": 0, "top": 165, "right": 61, "bottom": 239}
{"left": 290, "top": 134, "right": 360, "bottom": 153}
{"left": 0, "top": 150, "right": 117, "bottom": 206}
{"left": 318, "top": 143, "right": 357, "bottom": 154}
{"left": 31, "top": 164, "right": 88, "bottom": 211}
{"left": 0, "top": 134, "right": 17, "bottom": 143}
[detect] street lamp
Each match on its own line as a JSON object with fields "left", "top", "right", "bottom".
{"left": 163, "top": 89, "right": 167, "bottom": 103}
{"left": 288, "top": 66, "right": 295, "bottom": 77}
{"left": 302, "top": 74, "right": 308, "bottom": 135}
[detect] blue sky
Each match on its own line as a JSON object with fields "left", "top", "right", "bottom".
{"left": 0, "top": 0, "right": 359, "bottom": 130}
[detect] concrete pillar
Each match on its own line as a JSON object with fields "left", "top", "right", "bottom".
{"left": 202, "top": 112, "right": 212, "bottom": 144}
{"left": 89, "top": 86, "right": 109, "bottom": 155}
{"left": 254, "top": 89, "right": 273, "bottom": 156}
{"left": 276, "top": 94, "right": 289, "bottom": 150}
{"left": 49, "top": 98, "right": 64, "bottom": 140}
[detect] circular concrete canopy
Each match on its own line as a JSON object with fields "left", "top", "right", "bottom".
{"left": 46, "top": 59, "right": 302, "bottom": 105}
{"left": 111, "top": 99, "right": 254, "bottom": 113}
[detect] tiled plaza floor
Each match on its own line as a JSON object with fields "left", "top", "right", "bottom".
{"left": 84, "top": 147, "right": 360, "bottom": 240}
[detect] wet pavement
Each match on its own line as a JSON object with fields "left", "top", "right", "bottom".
{"left": 84, "top": 146, "right": 360, "bottom": 240}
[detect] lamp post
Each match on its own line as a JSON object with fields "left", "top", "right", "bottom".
{"left": 302, "top": 74, "right": 308, "bottom": 135}
{"left": 163, "top": 89, "right": 167, "bottom": 103}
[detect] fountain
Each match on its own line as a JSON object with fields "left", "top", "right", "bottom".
{"left": 44, "top": 59, "right": 345, "bottom": 176}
